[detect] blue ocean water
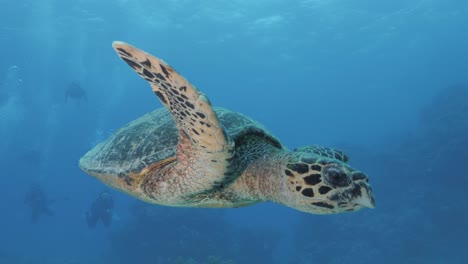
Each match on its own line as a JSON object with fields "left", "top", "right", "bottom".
{"left": 0, "top": 0, "right": 467, "bottom": 263}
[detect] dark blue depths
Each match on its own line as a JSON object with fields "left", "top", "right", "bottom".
{"left": 0, "top": 0, "right": 467, "bottom": 263}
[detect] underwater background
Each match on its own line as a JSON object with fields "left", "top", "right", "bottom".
{"left": 1, "top": 0, "right": 467, "bottom": 263}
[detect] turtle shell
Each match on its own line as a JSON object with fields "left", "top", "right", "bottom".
{"left": 79, "top": 107, "right": 284, "bottom": 177}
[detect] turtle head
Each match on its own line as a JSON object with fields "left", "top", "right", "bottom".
{"left": 280, "top": 148, "right": 375, "bottom": 214}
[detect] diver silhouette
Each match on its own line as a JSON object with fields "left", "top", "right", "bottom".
{"left": 86, "top": 191, "right": 114, "bottom": 228}
{"left": 65, "top": 81, "right": 87, "bottom": 103}
{"left": 24, "top": 184, "right": 54, "bottom": 223}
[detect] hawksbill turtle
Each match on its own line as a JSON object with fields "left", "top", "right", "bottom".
{"left": 79, "top": 42, "right": 375, "bottom": 214}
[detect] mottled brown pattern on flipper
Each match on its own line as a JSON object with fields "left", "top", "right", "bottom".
{"left": 112, "top": 41, "right": 238, "bottom": 195}
{"left": 113, "top": 41, "right": 232, "bottom": 154}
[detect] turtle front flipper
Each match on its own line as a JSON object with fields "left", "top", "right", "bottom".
{"left": 112, "top": 42, "right": 235, "bottom": 199}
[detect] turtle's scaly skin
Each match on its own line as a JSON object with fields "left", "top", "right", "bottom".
{"left": 79, "top": 42, "right": 375, "bottom": 214}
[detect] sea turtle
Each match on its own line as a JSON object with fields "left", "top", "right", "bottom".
{"left": 79, "top": 42, "right": 375, "bottom": 214}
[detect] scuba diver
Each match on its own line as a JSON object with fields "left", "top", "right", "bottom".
{"left": 86, "top": 191, "right": 114, "bottom": 228}
{"left": 65, "top": 81, "right": 87, "bottom": 103}
{"left": 24, "top": 184, "right": 54, "bottom": 223}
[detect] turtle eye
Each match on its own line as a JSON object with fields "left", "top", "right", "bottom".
{"left": 324, "top": 166, "right": 351, "bottom": 187}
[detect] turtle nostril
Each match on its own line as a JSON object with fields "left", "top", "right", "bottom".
{"left": 352, "top": 172, "right": 368, "bottom": 182}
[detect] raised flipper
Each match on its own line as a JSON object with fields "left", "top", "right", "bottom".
{"left": 295, "top": 145, "right": 349, "bottom": 163}
{"left": 112, "top": 41, "right": 235, "bottom": 194}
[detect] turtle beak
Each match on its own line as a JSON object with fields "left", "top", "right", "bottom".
{"left": 353, "top": 183, "right": 375, "bottom": 209}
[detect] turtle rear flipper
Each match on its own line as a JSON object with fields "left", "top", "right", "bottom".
{"left": 113, "top": 42, "right": 235, "bottom": 195}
